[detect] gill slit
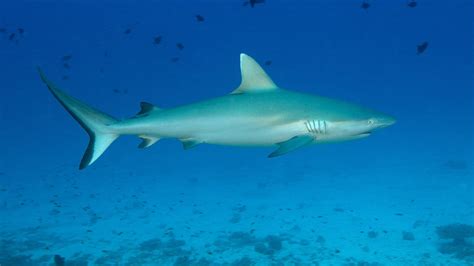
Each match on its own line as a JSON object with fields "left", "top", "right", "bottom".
{"left": 305, "top": 120, "right": 328, "bottom": 135}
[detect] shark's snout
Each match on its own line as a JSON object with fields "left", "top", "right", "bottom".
{"left": 375, "top": 115, "right": 396, "bottom": 128}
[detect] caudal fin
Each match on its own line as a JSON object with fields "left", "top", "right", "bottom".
{"left": 38, "top": 68, "right": 119, "bottom": 169}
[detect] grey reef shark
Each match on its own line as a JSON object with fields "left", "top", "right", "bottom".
{"left": 38, "top": 54, "right": 395, "bottom": 169}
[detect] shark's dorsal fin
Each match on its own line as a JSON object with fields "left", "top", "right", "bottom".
{"left": 232, "top": 53, "right": 278, "bottom": 94}
{"left": 137, "top": 102, "right": 161, "bottom": 116}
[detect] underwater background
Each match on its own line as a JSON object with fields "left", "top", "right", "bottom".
{"left": 0, "top": 0, "right": 473, "bottom": 265}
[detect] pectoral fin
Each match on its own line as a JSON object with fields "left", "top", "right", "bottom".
{"left": 268, "top": 135, "right": 314, "bottom": 158}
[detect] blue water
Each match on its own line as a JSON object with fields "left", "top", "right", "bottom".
{"left": 0, "top": 1, "right": 472, "bottom": 265}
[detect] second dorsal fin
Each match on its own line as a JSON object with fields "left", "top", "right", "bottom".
{"left": 136, "top": 102, "right": 161, "bottom": 116}
{"left": 231, "top": 53, "right": 278, "bottom": 94}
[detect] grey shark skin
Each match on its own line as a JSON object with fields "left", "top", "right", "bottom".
{"left": 38, "top": 53, "right": 395, "bottom": 169}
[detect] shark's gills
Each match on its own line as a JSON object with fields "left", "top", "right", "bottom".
{"left": 38, "top": 68, "right": 119, "bottom": 169}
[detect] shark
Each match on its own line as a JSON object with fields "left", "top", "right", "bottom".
{"left": 38, "top": 53, "right": 395, "bottom": 169}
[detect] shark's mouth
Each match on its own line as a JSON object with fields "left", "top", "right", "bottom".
{"left": 357, "top": 132, "right": 372, "bottom": 137}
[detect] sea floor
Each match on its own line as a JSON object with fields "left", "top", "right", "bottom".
{"left": 1, "top": 150, "right": 473, "bottom": 266}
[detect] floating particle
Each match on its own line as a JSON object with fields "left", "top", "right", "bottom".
{"left": 407, "top": 0, "right": 417, "bottom": 8}
{"left": 243, "top": 0, "right": 265, "bottom": 8}
{"left": 367, "top": 231, "right": 378, "bottom": 238}
{"left": 361, "top": 1, "right": 370, "bottom": 10}
{"left": 402, "top": 231, "right": 415, "bottom": 240}
{"left": 153, "top": 36, "right": 162, "bottom": 45}
{"left": 196, "top": 15, "right": 205, "bottom": 22}
{"left": 417, "top": 41, "right": 428, "bottom": 55}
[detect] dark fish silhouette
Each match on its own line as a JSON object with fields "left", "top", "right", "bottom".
{"left": 407, "top": 0, "right": 417, "bottom": 8}
{"left": 417, "top": 41, "right": 428, "bottom": 54}
{"left": 361, "top": 1, "right": 370, "bottom": 10}
{"left": 124, "top": 28, "right": 132, "bottom": 34}
{"left": 62, "top": 75, "right": 69, "bottom": 80}
{"left": 196, "top": 15, "right": 205, "bottom": 22}
{"left": 265, "top": 60, "right": 272, "bottom": 66}
{"left": 243, "top": 0, "right": 265, "bottom": 8}
{"left": 153, "top": 36, "right": 162, "bottom": 45}
{"left": 171, "top": 57, "right": 179, "bottom": 63}
{"left": 18, "top": 28, "right": 24, "bottom": 34}
{"left": 63, "top": 63, "right": 70, "bottom": 69}
{"left": 8, "top": 33, "right": 15, "bottom": 40}
{"left": 62, "top": 55, "right": 72, "bottom": 61}
{"left": 176, "top": 43, "right": 184, "bottom": 50}
{"left": 53, "top": 255, "right": 65, "bottom": 266}
{"left": 0, "top": 28, "right": 6, "bottom": 33}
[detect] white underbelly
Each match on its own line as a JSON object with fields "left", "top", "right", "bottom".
{"left": 196, "top": 121, "right": 307, "bottom": 146}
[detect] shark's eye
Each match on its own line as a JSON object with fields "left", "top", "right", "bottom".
{"left": 367, "top": 119, "right": 375, "bottom": 125}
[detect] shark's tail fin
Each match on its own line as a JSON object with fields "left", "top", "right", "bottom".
{"left": 38, "top": 68, "right": 119, "bottom": 169}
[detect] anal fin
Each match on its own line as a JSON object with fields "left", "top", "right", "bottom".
{"left": 181, "top": 139, "right": 201, "bottom": 150}
{"left": 268, "top": 135, "right": 314, "bottom": 158}
{"left": 138, "top": 136, "right": 160, "bottom": 149}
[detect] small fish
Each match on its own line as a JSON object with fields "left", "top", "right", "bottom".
{"left": 113, "top": 89, "right": 120, "bottom": 94}
{"left": 63, "top": 63, "right": 70, "bottom": 69}
{"left": 0, "top": 28, "right": 6, "bottom": 33}
{"left": 361, "top": 1, "right": 370, "bottom": 10}
{"left": 417, "top": 41, "right": 428, "bottom": 55}
{"left": 407, "top": 0, "right": 417, "bottom": 8}
{"left": 62, "top": 75, "right": 69, "bottom": 80}
{"left": 171, "top": 57, "right": 180, "bottom": 63}
{"left": 17, "top": 28, "right": 24, "bottom": 34}
{"left": 62, "top": 55, "right": 72, "bottom": 61}
{"left": 196, "top": 15, "right": 205, "bottom": 22}
{"left": 153, "top": 36, "right": 162, "bottom": 45}
{"left": 265, "top": 60, "right": 272, "bottom": 66}
{"left": 8, "top": 33, "right": 15, "bottom": 41}
{"left": 124, "top": 28, "right": 132, "bottom": 34}
{"left": 176, "top": 43, "right": 184, "bottom": 50}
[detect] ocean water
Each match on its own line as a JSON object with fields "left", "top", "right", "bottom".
{"left": 0, "top": 1, "right": 473, "bottom": 265}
